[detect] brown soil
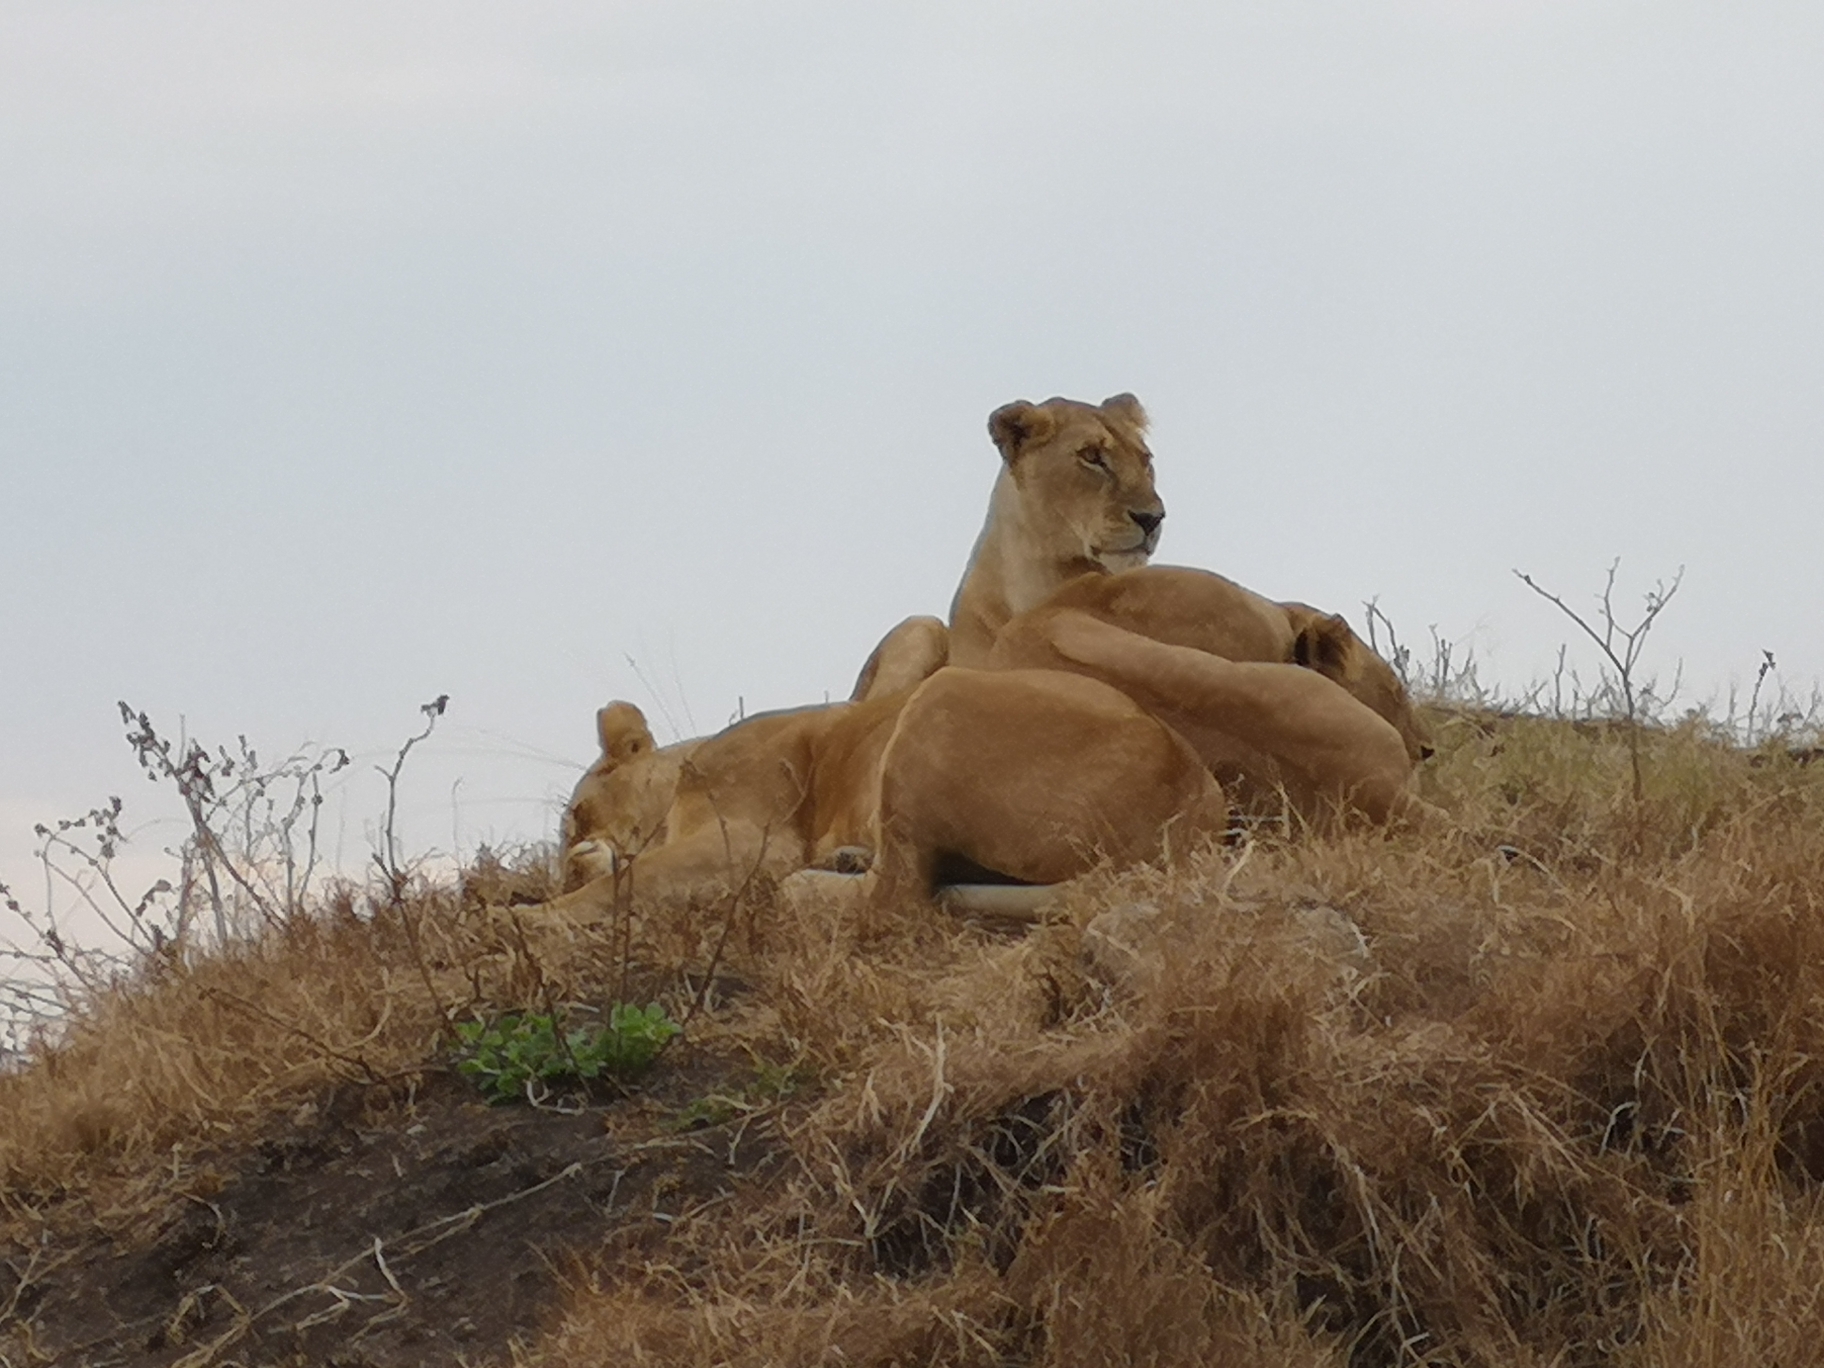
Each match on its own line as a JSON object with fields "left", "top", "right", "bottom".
{"left": 12, "top": 1051, "right": 779, "bottom": 1368}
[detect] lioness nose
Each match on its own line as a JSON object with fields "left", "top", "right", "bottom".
{"left": 1130, "top": 510, "right": 1164, "bottom": 537}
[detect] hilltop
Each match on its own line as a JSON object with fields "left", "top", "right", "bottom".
{"left": 3, "top": 703, "right": 1824, "bottom": 1367}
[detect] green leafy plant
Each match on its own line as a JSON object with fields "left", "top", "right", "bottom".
{"left": 454, "top": 1004, "right": 680, "bottom": 1105}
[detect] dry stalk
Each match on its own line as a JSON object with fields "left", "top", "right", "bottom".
{"left": 373, "top": 696, "right": 452, "bottom": 1037}
{"left": 198, "top": 986, "right": 381, "bottom": 1084}
{"left": 1515, "top": 559, "right": 1684, "bottom": 805}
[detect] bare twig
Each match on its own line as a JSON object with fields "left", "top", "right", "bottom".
{"left": 1748, "top": 650, "right": 1777, "bottom": 745}
{"left": 374, "top": 694, "right": 448, "bottom": 897}
{"left": 1515, "top": 560, "right": 1684, "bottom": 803}
{"left": 372, "top": 696, "right": 452, "bottom": 1035}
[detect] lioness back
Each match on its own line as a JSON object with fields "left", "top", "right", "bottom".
{"left": 991, "top": 565, "right": 1431, "bottom": 762}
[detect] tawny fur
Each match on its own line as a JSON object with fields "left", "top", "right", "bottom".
{"left": 986, "top": 565, "right": 1435, "bottom": 824}
{"left": 550, "top": 666, "right": 1227, "bottom": 919}
{"left": 862, "top": 668, "right": 1228, "bottom": 910}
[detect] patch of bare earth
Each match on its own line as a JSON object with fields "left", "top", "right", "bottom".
{"left": 8, "top": 1055, "right": 782, "bottom": 1367}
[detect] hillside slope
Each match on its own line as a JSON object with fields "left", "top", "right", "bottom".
{"left": 4, "top": 708, "right": 1824, "bottom": 1367}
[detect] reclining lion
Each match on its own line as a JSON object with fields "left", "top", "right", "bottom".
{"left": 548, "top": 669, "right": 1224, "bottom": 919}
{"left": 988, "top": 566, "right": 1435, "bottom": 824}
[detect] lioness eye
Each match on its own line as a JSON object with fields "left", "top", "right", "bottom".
{"left": 1079, "top": 447, "right": 1109, "bottom": 470}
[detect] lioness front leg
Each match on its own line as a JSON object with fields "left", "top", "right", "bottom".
{"left": 1036, "top": 611, "right": 1417, "bottom": 825}
{"left": 518, "top": 819, "right": 792, "bottom": 919}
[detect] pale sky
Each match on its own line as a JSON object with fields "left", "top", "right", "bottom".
{"left": 4, "top": 2, "right": 1821, "bottom": 937}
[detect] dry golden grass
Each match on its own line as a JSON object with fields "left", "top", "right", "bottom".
{"left": 5, "top": 709, "right": 1824, "bottom": 1366}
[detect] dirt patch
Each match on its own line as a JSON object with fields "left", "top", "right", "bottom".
{"left": 10, "top": 1051, "right": 784, "bottom": 1368}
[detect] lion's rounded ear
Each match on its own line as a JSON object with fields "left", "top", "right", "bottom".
{"left": 596, "top": 701, "right": 654, "bottom": 764}
{"left": 1100, "top": 393, "right": 1148, "bottom": 432}
{"left": 988, "top": 400, "right": 1057, "bottom": 462}
{"left": 1291, "top": 614, "right": 1353, "bottom": 676}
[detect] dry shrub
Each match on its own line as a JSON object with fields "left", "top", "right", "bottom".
{"left": 0, "top": 897, "right": 440, "bottom": 1202}
{"left": 1619, "top": 1090, "right": 1824, "bottom": 1367}
{"left": 1007, "top": 1181, "right": 1347, "bottom": 1367}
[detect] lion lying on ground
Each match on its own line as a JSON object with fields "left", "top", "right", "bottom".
{"left": 545, "top": 667, "right": 1224, "bottom": 919}
{"left": 562, "top": 612, "right": 948, "bottom": 893}
{"left": 988, "top": 566, "right": 1435, "bottom": 825}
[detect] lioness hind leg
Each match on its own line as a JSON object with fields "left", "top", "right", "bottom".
{"left": 859, "top": 814, "right": 938, "bottom": 914}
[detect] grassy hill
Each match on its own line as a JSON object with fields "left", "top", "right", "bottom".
{"left": 4, "top": 702, "right": 1824, "bottom": 1366}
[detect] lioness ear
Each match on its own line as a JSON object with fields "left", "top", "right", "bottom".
{"left": 596, "top": 701, "right": 654, "bottom": 764}
{"left": 1100, "top": 392, "right": 1148, "bottom": 431}
{"left": 988, "top": 400, "right": 1057, "bottom": 463}
{"left": 1291, "top": 614, "right": 1353, "bottom": 676}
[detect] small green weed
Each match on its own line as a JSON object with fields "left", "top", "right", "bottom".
{"left": 454, "top": 1004, "right": 680, "bottom": 1105}
{"left": 673, "top": 1057, "right": 808, "bottom": 1131}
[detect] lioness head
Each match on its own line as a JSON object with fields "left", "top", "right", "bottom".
{"left": 595, "top": 701, "right": 655, "bottom": 765}
{"left": 1287, "top": 608, "right": 1436, "bottom": 764}
{"left": 987, "top": 393, "right": 1165, "bottom": 576}
{"left": 559, "top": 702, "right": 682, "bottom": 890}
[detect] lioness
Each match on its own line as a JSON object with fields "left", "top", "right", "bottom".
{"left": 551, "top": 670, "right": 1225, "bottom": 918}
{"left": 947, "top": 393, "right": 1165, "bottom": 668}
{"left": 548, "top": 694, "right": 901, "bottom": 916}
{"left": 983, "top": 564, "right": 1433, "bottom": 814}
{"left": 990, "top": 568, "right": 1432, "bottom": 825}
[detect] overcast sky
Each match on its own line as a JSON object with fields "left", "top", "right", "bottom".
{"left": 4, "top": 2, "right": 1821, "bottom": 937}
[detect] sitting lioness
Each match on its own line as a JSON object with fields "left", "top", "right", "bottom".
{"left": 855, "top": 391, "right": 1429, "bottom": 825}
{"left": 947, "top": 393, "right": 1165, "bottom": 668}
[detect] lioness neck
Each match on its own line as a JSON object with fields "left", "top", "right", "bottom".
{"left": 947, "top": 470, "right": 1099, "bottom": 667}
